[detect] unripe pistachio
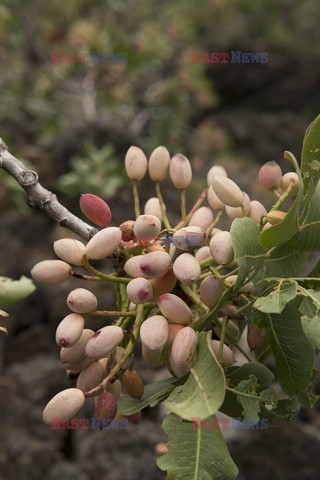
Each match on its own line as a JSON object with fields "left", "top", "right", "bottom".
{"left": 67, "top": 288, "right": 98, "bottom": 314}
{"left": 249, "top": 200, "right": 267, "bottom": 224}
{"left": 140, "top": 315, "right": 169, "bottom": 350}
{"left": 155, "top": 442, "right": 169, "bottom": 456}
{"left": 125, "top": 146, "right": 148, "bottom": 181}
{"left": 79, "top": 193, "right": 112, "bottom": 227}
{"left": 226, "top": 192, "right": 250, "bottom": 220}
{"left": 126, "top": 411, "right": 142, "bottom": 424}
{"left": 139, "top": 251, "right": 171, "bottom": 279}
{"left": 247, "top": 324, "right": 265, "bottom": 350}
{"left": 56, "top": 313, "right": 84, "bottom": 348}
{"left": 76, "top": 361, "right": 105, "bottom": 392}
{"left": 126, "top": 277, "right": 153, "bottom": 304}
{"left": 146, "top": 245, "right": 165, "bottom": 252}
{"left": 172, "top": 226, "right": 206, "bottom": 252}
{"left": 211, "top": 340, "right": 235, "bottom": 365}
{"left": 195, "top": 246, "right": 212, "bottom": 262}
{"left": 215, "top": 319, "right": 239, "bottom": 340}
{"left": 165, "top": 323, "right": 183, "bottom": 347}
{"left": 225, "top": 274, "right": 255, "bottom": 293}
{"left": 189, "top": 207, "right": 214, "bottom": 230}
{"left": 124, "top": 255, "right": 144, "bottom": 278}
{"left": 207, "top": 165, "right": 228, "bottom": 186}
{"left": 65, "top": 357, "right": 93, "bottom": 374}
{"left": 142, "top": 345, "right": 163, "bottom": 367}
{"left": 107, "top": 379, "right": 122, "bottom": 400}
{"left": 134, "top": 214, "right": 161, "bottom": 240}
{"left": 148, "top": 146, "right": 170, "bottom": 181}
{"left": 60, "top": 329, "right": 95, "bottom": 364}
{"left": 85, "top": 227, "right": 121, "bottom": 260}
{"left": 262, "top": 221, "right": 272, "bottom": 231}
{"left": 94, "top": 391, "right": 117, "bottom": 420}
{"left": 119, "top": 220, "right": 135, "bottom": 242}
{"left": 31, "top": 260, "right": 71, "bottom": 284}
{"left": 122, "top": 368, "right": 144, "bottom": 399}
{"left": 53, "top": 238, "right": 86, "bottom": 266}
{"left": 207, "top": 185, "right": 225, "bottom": 211}
{"left": 170, "top": 327, "right": 198, "bottom": 378}
{"left": 210, "top": 227, "right": 222, "bottom": 237}
{"left": 43, "top": 388, "right": 85, "bottom": 425}
{"left": 281, "top": 172, "right": 299, "bottom": 195}
{"left": 199, "top": 275, "right": 224, "bottom": 308}
{"left": 173, "top": 253, "right": 201, "bottom": 284}
{"left": 114, "top": 346, "right": 133, "bottom": 370}
{"left": 209, "top": 231, "right": 234, "bottom": 265}
{"left": 85, "top": 325, "right": 124, "bottom": 358}
{"left": 258, "top": 161, "right": 282, "bottom": 190}
{"left": 211, "top": 176, "right": 244, "bottom": 207}
{"left": 169, "top": 153, "right": 192, "bottom": 189}
{"left": 144, "top": 197, "right": 162, "bottom": 220}
{"left": 266, "top": 210, "right": 287, "bottom": 225}
{"left": 151, "top": 267, "right": 177, "bottom": 297}
{"left": 158, "top": 293, "right": 193, "bottom": 324}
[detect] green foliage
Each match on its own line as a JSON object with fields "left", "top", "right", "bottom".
{"left": 0, "top": 275, "right": 35, "bottom": 335}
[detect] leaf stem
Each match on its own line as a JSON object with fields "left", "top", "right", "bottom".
{"left": 218, "top": 315, "right": 228, "bottom": 362}
{"left": 181, "top": 188, "right": 186, "bottom": 221}
{"left": 179, "top": 283, "right": 209, "bottom": 313}
{"left": 155, "top": 181, "right": 171, "bottom": 229}
{"left": 132, "top": 180, "right": 140, "bottom": 218}
{"left": 83, "top": 256, "right": 130, "bottom": 283}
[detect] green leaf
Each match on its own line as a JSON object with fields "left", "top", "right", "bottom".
{"left": 157, "top": 413, "right": 238, "bottom": 480}
{"left": 0, "top": 276, "right": 35, "bottom": 303}
{"left": 301, "top": 114, "right": 320, "bottom": 178}
{"left": 253, "top": 281, "right": 297, "bottom": 314}
{"left": 226, "top": 362, "right": 275, "bottom": 388}
{"left": 230, "top": 217, "right": 266, "bottom": 287}
{"left": 268, "top": 306, "right": 315, "bottom": 395}
{"left": 301, "top": 315, "right": 320, "bottom": 349}
{"left": 264, "top": 245, "right": 308, "bottom": 278}
{"left": 259, "top": 151, "right": 303, "bottom": 248}
{"left": 166, "top": 332, "right": 226, "bottom": 421}
{"left": 298, "top": 390, "right": 320, "bottom": 408}
{"left": 117, "top": 377, "right": 177, "bottom": 416}
{"left": 260, "top": 398, "right": 300, "bottom": 424}
{"left": 232, "top": 376, "right": 276, "bottom": 423}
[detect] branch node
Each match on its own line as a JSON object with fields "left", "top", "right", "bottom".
{"left": 18, "top": 170, "right": 39, "bottom": 186}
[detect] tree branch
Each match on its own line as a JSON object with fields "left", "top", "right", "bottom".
{"left": 0, "top": 138, "right": 98, "bottom": 241}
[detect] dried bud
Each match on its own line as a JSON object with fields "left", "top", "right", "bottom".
{"left": 173, "top": 253, "right": 201, "bottom": 284}
{"left": 125, "top": 146, "right": 148, "bottom": 181}
{"left": 148, "top": 146, "right": 170, "bottom": 181}
{"left": 126, "top": 277, "right": 153, "bottom": 304}
{"left": 172, "top": 226, "right": 206, "bottom": 252}
{"left": 79, "top": 193, "right": 112, "bottom": 227}
{"left": 85, "top": 227, "right": 122, "bottom": 260}
{"left": 67, "top": 288, "right": 98, "bottom": 314}
{"left": 140, "top": 315, "right": 169, "bottom": 350}
{"left": 195, "top": 246, "right": 212, "bottom": 262}
{"left": 31, "top": 260, "right": 71, "bottom": 284}
{"left": 60, "top": 329, "right": 95, "bottom": 364}
{"left": 249, "top": 200, "right": 267, "bottom": 224}
{"left": 43, "top": 388, "right": 85, "bottom": 425}
{"left": 94, "top": 392, "right": 118, "bottom": 420}
{"left": 247, "top": 324, "right": 265, "bottom": 350}
{"left": 258, "top": 161, "right": 282, "bottom": 190}
{"left": 151, "top": 267, "right": 177, "bottom": 297}
{"left": 226, "top": 192, "right": 250, "bottom": 220}
{"left": 165, "top": 323, "right": 183, "bottom": 347}
{"left": 169, "top": 327, "right": 198, "bottom": 378}
{"left": 211, "top": 176, "right": 244, "bottom": 208}
{"left": 266, "top": 210, "right": 287, "bottom": 225}
{"left": 169, "top": 153, "right": 192, "bottom": 189}
{"left": 281, "top": 172, "right": 299, "bottom": 195}
{"left": 211, "top": 340, "right": 235, "bottom": 365}
{"left": 85, "top": 326, "right": 124, "bottom": 358}
{"left": 189, "top": 207, "right": 214, "bottom": 230}
{"left": 140, "top": 251, "right": 171, "bottom": 278}
{"left": 120, "top": 220, "right": 135, "bottom": 242}
{"left": 124, "top": 255, "right": 144, "bottom": 278}
{"left": 76, "top": 361, "right": 105, "bottom": 392}
{"left": 144, "top": 197, "right": 163, "bottom": 220}
{"left": 122, "top": 368, "right": 144, "bottom": 399}
{"left": 207, "top": 165, "right": 228, "bottom": 186}
{"left": 209, "top": 231, "right": 234, "bottom": 265}
{"left": 207, "top": 185, "right": 225, "bottom": 211}
{"left": 53, "top": 238, "right": 86, "bottom": 266}
{"left": 56, "top": 313, "right": 84, "bottom": 348}
{"left": 199, "top": 275, "right": 224, "bottom": 308}
{"left": 158, "top": 293, "right": 193, "bottom": 324}
{"left": 134, "top": 214, "right": 161, "bottom": 240}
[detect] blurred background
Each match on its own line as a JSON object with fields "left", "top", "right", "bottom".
{"left": 1, "top": 0, "right": 320, "bottom": 479}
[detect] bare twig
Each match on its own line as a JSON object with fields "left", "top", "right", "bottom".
{"left": 0, "top": 138, "right": 98, "bottom": 241}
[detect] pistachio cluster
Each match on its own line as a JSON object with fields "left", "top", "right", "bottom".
{"left": 32, "top": 148, "right": 299, "bottom": 427}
